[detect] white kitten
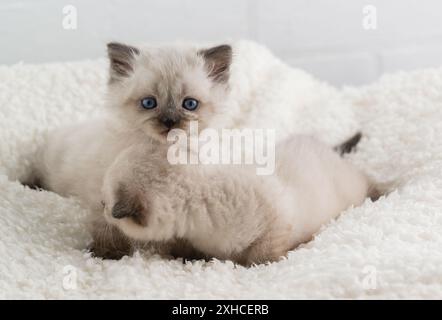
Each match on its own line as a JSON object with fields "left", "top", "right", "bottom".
{"left": 25, "top": 42, "right": 233, "bottom": 205}
{"left": 100, "top": 135, "right": 374, "bottom": 266}
{"left": 22, "top": 42, "right": 239, "bottom": 258}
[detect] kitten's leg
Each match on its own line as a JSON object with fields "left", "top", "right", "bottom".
{"left": 238, "top": 224, "right": 299, "bottom": 267}
{"left": 88, "top": 215, "right": 134, "bottom": 260}
{"left": 367, "top": 180, "right": 393, "bottom": 201}
{"left": 18, "top": 139, "right": 48, "bottom": 190}
{"left": 20, "top": 167, "right": 46, "bottom": 190}
{"left": 18, "top": 158, "right": 48, "bottom": 190}
{"left": 165, "top": 239, "right": 209, "bottom": 263}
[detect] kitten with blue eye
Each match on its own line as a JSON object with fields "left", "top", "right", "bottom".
{"left": 22, "top": 42, "right": 236, "bottom": 258}
{"left": 25, "top": 41, "right": 233, "bottom": 198}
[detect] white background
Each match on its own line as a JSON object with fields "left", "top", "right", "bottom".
{"left": 1, "top": 0, "right": 442, "bottom": 86}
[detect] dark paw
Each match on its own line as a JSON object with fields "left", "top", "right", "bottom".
{"left": 111, "top": 183, "right": 148, "bottom": 226}
{"left": 88, "top": 242, "right": 133, "bottom": 260}
{"left": 168, "top": 239, "right": 208, "bottom": 263}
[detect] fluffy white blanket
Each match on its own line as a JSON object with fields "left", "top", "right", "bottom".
{"left": 0, "top": 41, "right": 441, "bottom": 299}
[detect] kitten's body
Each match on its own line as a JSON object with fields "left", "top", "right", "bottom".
{"left": 101, "top": 135, "right": 371, "bottom": 266}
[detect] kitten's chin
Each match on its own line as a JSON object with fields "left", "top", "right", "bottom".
{"left": 138, "top": 126, "right": 170, "bottom": 143}
{"left": 152, "top": 131, "right": 172, "bottom": 144}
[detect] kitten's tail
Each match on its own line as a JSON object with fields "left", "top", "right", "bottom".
{"left": 334, "top": 132, "right": 362, "bottom": 156}
{"left": 367, "top": 179, "right": 398, "bottom": 201}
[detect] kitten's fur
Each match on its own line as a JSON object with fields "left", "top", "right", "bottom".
{"left": 100, "top": 135, "right": 373, "bottom": 266}
{"left": 24, "top": 42, "right": 377, "bottom": 265}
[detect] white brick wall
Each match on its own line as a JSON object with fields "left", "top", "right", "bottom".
{"left": 1, "top": 0, "right": 442, "bottom": 86}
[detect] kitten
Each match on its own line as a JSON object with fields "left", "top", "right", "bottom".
{"left": 99, "top": 135, "right": 375, "bottom": 266}
{"left": 21, "top": 42, "right": 238, "bottom": 258}
{"left": 23, "top": 42, "right": 234, "bottom": 202}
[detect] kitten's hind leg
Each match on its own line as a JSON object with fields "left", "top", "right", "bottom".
{"left": 367, "top": 180, "right": 394, "bottom": 201}
{"left": 88, "top": 217, "right": 134, "bottom": 260}
{"left": 238, "top": 223, "right": 297, "bottom": 267}
{"left": 166, "top": 239, "right": 209, "bottom": 263}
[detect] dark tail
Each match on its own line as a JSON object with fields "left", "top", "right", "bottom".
{"left": 334, "top": 132, "right": 362, "bottom": 156}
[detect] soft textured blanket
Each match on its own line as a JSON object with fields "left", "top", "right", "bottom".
{"left": 0, "top": 41, "right": 441, "bottom": 299}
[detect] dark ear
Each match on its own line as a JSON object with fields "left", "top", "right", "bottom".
{"left": 198, "top": 44, "right": 232, "bottom": 83}
{"left": 107, "top": 42, "right": 140, "bottom": 82}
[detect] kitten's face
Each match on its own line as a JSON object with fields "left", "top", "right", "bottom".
{"left": 106, "top": 43, "right": 232, "bottom": 141}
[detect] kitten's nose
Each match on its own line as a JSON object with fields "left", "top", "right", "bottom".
{"left": 161, "top": 118, "right": 177, "bottom": 129}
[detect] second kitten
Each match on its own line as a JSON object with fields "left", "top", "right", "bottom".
{"left": 98, "top": 135, "right": 375, "bottom": 266}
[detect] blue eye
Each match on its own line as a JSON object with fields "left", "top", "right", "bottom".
{"left": 140, "top": 97, "right": 157, "bottom": 109}
{"left": 182, "top": 98, "right": 199, "bottom": 111}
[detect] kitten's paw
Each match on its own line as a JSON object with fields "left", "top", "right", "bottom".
{"left": 107, "top": 183, "right": 149, "bottom": 226}
{"left": 368, "top": 180, "right": 395, "bottom": 201}
{"left": 167, "top": 239, "right": 208, "bottom": 263}
{"left": 89, "top": 221, "right": 134, "bottom": 260}
{"left": 87, "top": 241, "right": 133, "bottom": 260}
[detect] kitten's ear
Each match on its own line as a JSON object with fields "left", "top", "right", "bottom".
{"left": 199, "top": 44, "right": 232, "bottom": 84}
{"left": 107, "top": 42, "right": 140, "bottom": 83}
